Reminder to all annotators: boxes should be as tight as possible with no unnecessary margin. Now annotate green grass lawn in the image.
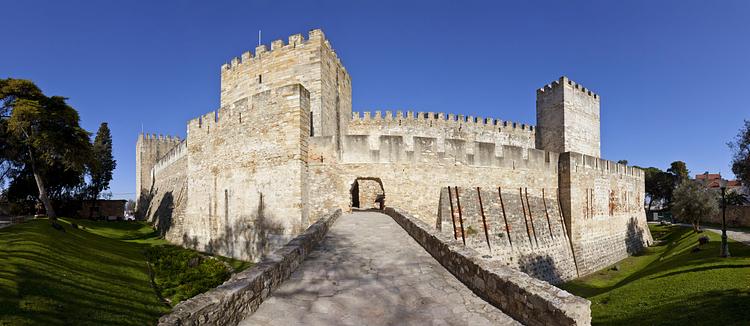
[0,218,251,325]
[561,224,750,325]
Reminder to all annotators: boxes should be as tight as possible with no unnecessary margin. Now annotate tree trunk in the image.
[26,148,56,219]
[20,128,57,219]
[32,166,56,218]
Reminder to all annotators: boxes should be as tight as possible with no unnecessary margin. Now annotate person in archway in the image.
[375,194,385,210]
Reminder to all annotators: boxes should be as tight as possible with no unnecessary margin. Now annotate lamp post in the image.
[719,179,730,258]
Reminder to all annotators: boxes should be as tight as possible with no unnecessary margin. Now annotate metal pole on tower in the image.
[258,30,261,46]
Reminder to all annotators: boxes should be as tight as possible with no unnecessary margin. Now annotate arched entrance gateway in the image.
[349,177,385,210]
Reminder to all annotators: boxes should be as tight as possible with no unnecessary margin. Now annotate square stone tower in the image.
[535,76,601,157]
[219,29,351,140]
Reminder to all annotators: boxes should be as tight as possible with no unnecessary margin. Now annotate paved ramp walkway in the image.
[240,211,518,326]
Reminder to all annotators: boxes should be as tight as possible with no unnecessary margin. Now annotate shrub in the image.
[145,245,231,305]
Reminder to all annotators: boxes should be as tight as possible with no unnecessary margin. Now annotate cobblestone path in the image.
[240,211,518,326]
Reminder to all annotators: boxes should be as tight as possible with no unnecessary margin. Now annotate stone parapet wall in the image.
[306,149,560,229]
[152,140,187,176]
[559,152,652,276]
[700,206,750,228]
[158,209,341,326]
[340,134,555,169]
[384,207,591,326]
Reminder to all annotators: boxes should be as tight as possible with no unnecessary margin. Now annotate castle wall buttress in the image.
[181,84,310,261]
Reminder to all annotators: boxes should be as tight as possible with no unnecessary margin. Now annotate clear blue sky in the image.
[2,1,748,199]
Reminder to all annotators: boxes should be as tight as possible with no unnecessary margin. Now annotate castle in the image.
[136,29,652,283]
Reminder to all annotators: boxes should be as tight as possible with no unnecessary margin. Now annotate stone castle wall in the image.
[704,206,750,228]
[348,110,535,150]
[135,134,182,213]
[174,84,310,261]
[305,134,561,228]
[144,145,188,241]
[559,152,652,276]
[437,187,578,284]
[137,29,651,287]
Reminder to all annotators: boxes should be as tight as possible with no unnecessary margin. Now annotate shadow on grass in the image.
[563,225,749,297]
[0,219,170,325]
[596,289,750,326]
[652,264,750,279]
[563,224,750,325]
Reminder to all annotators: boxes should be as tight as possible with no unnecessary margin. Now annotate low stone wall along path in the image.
[240,211,519,326]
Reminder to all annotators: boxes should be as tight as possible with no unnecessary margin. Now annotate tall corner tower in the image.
[135,133,181,214]
[535,76,601,157]
[218,29,352,140]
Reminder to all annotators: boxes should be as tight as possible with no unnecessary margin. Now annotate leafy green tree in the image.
[729,120,750,184]
[642,167,675,211]
[88,123,116,200]
[4,160,85,202]
[617,160,628,165]
[668,161,690,184]
[0,78,91,219]
[725,191,749,206]
[672,180,718,231]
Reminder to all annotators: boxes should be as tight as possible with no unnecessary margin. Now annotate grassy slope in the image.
[0,219,170,325]
[561,224,750,325]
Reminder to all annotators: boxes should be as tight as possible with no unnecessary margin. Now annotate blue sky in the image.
[2,0,748,199]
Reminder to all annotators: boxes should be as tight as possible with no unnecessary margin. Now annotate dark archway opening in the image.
[349,177,385,210]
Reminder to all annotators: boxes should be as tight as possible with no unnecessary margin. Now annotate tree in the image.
[729,120,750,184]
[667,161,690,184]
[725,191,749,206]
[642,167,675,211]
[0,78,91,219]
[88,123,116,200]
[617,160,628,165]
[672,180,718,231]
[4,160,85,202]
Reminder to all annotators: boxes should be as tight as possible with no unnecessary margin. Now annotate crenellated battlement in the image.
[335,134,556,171]
[565,152,643,178]
[153,140,187,176]
[537,76,599,101]
[138,132,182,143]
[219,29,348,77]
[350,110,534,132]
